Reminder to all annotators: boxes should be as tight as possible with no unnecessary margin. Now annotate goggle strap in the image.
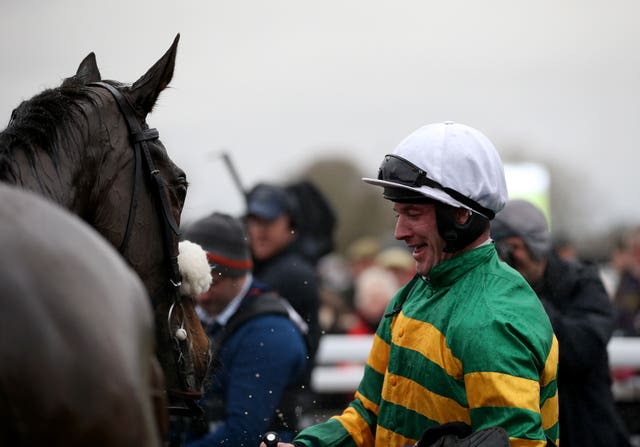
[437,185,495,220]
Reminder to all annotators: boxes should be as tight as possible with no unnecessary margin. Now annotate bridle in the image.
[88,81,205,419]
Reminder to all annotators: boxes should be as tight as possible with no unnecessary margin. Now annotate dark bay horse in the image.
[0,185,161,445]
[0,35,210,443]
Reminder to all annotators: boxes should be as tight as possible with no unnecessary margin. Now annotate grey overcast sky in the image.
[2,0,639,239]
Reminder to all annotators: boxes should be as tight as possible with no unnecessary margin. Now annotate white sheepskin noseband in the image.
[178,240,212,296]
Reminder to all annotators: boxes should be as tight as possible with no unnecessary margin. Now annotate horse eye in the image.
[175,177,188,203]
[176,185,187,203]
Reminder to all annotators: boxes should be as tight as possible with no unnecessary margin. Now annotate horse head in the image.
[1,35,211,416]
[81,35,211,413]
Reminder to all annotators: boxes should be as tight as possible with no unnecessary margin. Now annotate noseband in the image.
[89,82,205,419]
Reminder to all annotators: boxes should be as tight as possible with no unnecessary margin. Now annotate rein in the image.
[88,81,204,419]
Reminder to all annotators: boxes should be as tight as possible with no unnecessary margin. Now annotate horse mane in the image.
[0,77,101,183]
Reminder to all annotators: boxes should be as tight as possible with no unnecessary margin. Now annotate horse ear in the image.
[75,52,102,83]
[129,34,180,114]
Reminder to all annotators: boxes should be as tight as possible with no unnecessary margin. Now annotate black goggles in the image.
[377,154,495,219]
[378,154,435,188]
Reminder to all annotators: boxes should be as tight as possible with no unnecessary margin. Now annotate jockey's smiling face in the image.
[392,202,448,276]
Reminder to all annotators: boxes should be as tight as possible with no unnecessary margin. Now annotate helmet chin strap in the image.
[435,203,489,253]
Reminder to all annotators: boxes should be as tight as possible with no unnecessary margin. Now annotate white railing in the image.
[311,335,640,396]
[608,337,640,369]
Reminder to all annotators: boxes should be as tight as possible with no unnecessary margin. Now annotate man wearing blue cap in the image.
[245,183,322,422]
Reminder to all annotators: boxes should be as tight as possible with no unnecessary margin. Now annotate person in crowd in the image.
[245,182,321,358]
[346,247,415,336]
[245,182,322,424]
[316,253,358,334]
[609,225,640,439]
[613,225,640,336]
[338,265,398,407]
[491,198,632,447]
[346,236,382,280]
[599,227,633,299]
[347,265,398,335]
[374,246,416,287]
[552,233,579,262]
[268,121,559,447]
[179,212,308,446]
[341,236,383,314]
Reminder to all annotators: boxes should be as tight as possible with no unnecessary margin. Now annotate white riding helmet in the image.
[363,121,508,219]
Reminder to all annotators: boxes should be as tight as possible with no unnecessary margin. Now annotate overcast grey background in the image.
[2,0,639,242]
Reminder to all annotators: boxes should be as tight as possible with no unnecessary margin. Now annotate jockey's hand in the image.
[259,443,294,447]
[259,431,293,447]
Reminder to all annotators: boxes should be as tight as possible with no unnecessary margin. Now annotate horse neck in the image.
[1,140,87,212]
